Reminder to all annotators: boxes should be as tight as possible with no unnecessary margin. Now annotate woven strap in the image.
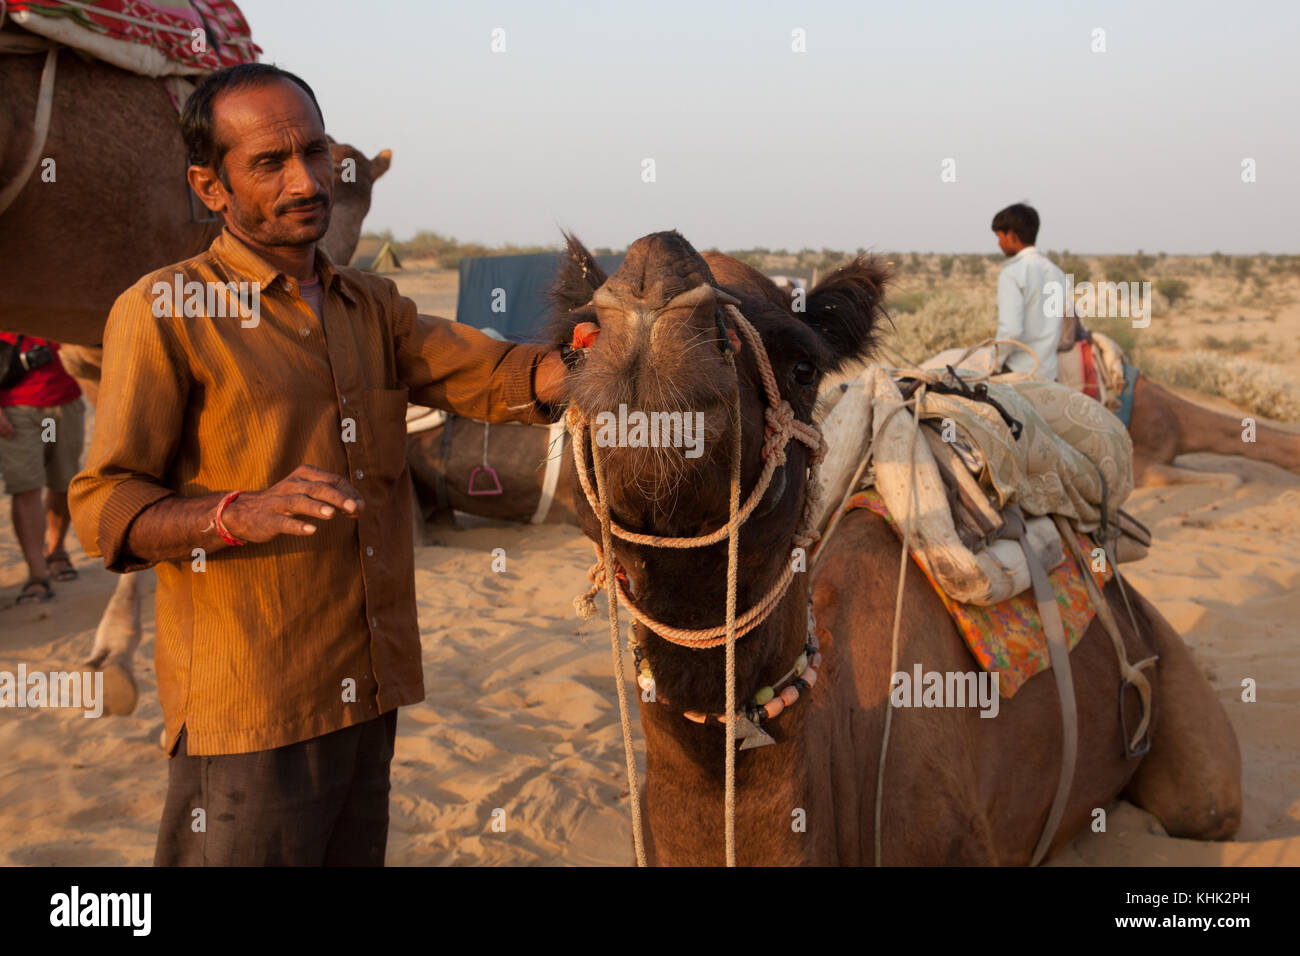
[0,46,57,219]
[1003,507,1078,867]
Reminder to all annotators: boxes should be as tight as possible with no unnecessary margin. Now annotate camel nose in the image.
[590,282,740,354]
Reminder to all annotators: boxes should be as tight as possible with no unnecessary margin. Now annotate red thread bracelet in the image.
[214,491,246,546]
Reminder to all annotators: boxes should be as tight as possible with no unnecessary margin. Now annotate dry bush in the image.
[877,289,995,364]
[1142,351,1300,421]
[1198,333,1253,353]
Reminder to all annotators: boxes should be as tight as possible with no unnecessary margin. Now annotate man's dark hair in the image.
[181,63,325,187]
[990,203,1040,245]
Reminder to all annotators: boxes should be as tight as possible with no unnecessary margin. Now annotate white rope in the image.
[872,384,925,866]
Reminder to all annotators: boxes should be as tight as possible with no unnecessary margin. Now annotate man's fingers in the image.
[297,480,364,515]
[279,493,339,520]
[272,513,317,537]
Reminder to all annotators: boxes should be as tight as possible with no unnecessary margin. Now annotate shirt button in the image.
[355,469,364,480]
[299,327,310,337]
[370,616,378,628]
[340,396,348,405]
[365,546,374,557]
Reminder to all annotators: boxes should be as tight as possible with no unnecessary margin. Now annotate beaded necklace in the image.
[630,602,823,750]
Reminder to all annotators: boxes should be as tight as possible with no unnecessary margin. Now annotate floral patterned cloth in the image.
[844,489,1111,698]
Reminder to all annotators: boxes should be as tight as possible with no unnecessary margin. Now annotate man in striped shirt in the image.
[69,64,566,866]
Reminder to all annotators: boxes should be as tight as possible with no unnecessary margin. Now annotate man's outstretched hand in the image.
[222,464,365,543]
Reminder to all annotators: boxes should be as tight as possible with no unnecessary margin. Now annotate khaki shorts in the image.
[0,399,85,495]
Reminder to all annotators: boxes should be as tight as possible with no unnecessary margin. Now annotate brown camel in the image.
[550,230,1241,865]
[1127,375,1300,487]
[1,46,389,713]
[1,48,390,345]
[407,418,576,528]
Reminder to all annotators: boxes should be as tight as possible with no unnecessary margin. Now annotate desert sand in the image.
[1,263,1297,866]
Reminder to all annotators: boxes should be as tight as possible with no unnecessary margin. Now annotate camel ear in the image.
[370,149,392,181]
[803,256,891,369]
[552,231,608,314]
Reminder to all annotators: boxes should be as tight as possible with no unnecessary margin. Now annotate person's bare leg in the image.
[44,489,71,557]
[11,488,46,582]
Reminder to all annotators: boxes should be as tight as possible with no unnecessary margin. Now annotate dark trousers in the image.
[154,710,398,866]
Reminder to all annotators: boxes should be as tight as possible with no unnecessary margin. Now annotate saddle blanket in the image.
[8,0,259,75]
[844,488,1112,698]
[1057,332,1141,427]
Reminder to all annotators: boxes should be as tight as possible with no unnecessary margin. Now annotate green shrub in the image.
[938,255,955,277]
[1058,255,1092,284]
[1104,256,1143,284]
[1155,278,1191,307]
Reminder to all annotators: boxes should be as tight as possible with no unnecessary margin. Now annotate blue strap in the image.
[1116,361,1139,427]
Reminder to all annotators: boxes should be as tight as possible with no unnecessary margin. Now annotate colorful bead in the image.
[795,653,808,675]
[754,686,775,706]
[763,698,785,719]
[812,652,822,668]
[802,668,818,688]
[636,674,655,694]
[780,685,800,707]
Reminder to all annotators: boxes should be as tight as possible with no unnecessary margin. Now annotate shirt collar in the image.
[211,228,358,303]
[1010,245,1038,263]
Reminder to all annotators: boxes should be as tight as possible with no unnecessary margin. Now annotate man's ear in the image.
[187,164,227,215]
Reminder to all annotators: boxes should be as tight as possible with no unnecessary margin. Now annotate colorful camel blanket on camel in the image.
[6,0,259,75]
[844,489,1113,698]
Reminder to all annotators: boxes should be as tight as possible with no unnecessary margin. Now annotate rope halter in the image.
[566,294,828,868]
[568,303,828,648]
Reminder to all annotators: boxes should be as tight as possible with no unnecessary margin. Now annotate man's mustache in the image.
[276,193,329,215]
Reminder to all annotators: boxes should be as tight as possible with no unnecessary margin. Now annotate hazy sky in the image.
[241,0,1297,254]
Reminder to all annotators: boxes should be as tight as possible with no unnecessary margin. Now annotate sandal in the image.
[17,578,55,605]
[45,549,78,582]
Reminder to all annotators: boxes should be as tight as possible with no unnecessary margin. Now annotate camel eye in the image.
[793,360,817,386]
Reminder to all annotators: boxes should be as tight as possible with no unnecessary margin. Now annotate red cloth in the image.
[0,334,82,408]
[9,0,260,72]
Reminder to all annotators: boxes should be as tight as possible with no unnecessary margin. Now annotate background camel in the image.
[1127,375,1300,487]
[549,230,1241,864]
[1,46,389,713]
[407,418,576,529]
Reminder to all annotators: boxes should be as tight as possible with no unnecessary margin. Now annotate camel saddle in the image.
[811,366,1149,609]
[812,365,1156,865]
[2,0,259,76]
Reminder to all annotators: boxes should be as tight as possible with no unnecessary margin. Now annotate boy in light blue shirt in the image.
[991,203,1068,380]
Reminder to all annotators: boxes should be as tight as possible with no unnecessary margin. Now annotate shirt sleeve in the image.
[68,283,188,573]
[387,281,557,424]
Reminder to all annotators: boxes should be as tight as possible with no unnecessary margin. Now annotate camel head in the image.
[319,142,392,265]
[551,230,890,713]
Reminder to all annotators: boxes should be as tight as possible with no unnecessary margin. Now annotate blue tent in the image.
[456,252,624,343]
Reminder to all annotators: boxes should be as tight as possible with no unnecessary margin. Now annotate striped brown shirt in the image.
[69,229,555,756]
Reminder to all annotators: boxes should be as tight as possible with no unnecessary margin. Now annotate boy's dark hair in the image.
[990,203,1040,245]
[181,63,324,187]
